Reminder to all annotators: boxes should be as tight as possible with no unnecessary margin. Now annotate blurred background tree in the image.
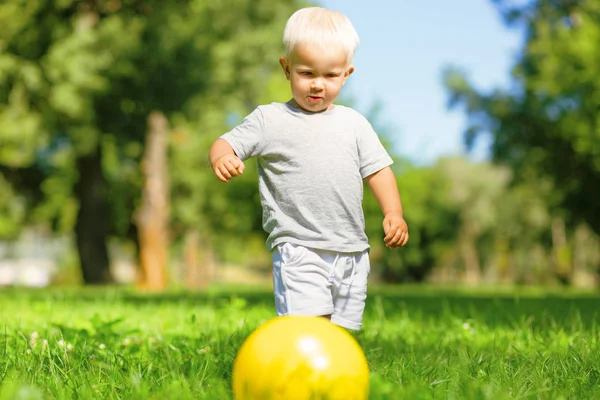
[0,0,304,285]
[444,0,600,285]
[444,0,599,234]
[0,0,598,288]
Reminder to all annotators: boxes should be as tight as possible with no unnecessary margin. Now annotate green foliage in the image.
[1,0,597,286]
[0,0,306,262]
[0,174,26,238]
[365,154,594,285]
[365,163,458,282]
[444,0,600,234]
[1,286,600,399]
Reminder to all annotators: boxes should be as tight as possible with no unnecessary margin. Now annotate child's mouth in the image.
[308,96,322,102]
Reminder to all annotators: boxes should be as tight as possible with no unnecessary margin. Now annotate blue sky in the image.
[318,0,524,165]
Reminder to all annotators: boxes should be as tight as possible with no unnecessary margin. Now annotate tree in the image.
[0,0,304,284]
[364,160,459,283]
[436,158,512,285]
[444,0,600,235]
[135,112,170,290]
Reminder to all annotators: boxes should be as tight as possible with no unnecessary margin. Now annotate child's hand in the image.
[212,154,245,182]
[382,213,409,248]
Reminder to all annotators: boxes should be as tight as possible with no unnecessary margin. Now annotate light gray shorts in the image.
[272,242,370,331]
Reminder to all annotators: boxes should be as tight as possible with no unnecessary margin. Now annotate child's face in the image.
[280,43,354,112]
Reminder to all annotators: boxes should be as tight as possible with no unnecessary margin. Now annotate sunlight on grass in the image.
[0,286,599,399]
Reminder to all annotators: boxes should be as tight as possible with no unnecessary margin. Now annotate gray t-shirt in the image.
[220,102,393,253]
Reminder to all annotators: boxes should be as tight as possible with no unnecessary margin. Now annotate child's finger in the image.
[392,231,409,248]
[393,231,407,247]
[388,228,403,246]
[214,168,228,182]
[237,161,245,174]
[401,232,409,246]
[226,160,240,177]
[383,226,395,243]
[384,228,399,244]
[219,164,232,179]
[232,159,245,174]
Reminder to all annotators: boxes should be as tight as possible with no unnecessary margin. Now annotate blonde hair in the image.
[282,7,360,64]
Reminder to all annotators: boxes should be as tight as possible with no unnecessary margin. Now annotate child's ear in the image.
[343,65,355,85]
[279,57,291,80]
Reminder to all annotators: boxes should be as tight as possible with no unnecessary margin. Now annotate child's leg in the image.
[330,251,370,331]
[272,243,335,318]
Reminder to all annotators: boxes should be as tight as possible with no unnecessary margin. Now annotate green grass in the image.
[1,285,600,399]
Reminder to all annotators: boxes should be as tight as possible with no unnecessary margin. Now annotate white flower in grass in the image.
[197,346,211,354]
[99,343,106,350]
[42,340,48,349]
[26,349,32,355]
[148,337,162,350]
[122,338,131,347]
[29,331,39,348]
[66,344,74,352]
[461,321,476,336]
[57,340,66,348]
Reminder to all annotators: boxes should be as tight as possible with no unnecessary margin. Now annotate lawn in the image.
[1,285,599,399]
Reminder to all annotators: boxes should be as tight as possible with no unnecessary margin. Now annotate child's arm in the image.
[209,138,245,183]
[364,166,409,248]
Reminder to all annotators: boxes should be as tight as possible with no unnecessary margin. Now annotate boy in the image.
[209,7,408,330]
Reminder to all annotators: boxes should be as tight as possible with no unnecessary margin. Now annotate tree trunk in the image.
[462,240,481,285]
[135,111,170,290]
[495,238,512,284]
[74,147,113,284]
[551,218,571,284]
[460,225,481,285]
[184,228,216,288]
[572,224,596,288]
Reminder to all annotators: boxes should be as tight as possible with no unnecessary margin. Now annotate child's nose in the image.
[311,78,324,91]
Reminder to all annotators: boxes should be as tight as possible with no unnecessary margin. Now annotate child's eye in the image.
[326,73,339,78]
[300,71,313,76]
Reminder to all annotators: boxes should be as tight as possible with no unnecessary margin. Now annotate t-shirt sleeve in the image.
[357,116,394,178]
[219,107,264,161]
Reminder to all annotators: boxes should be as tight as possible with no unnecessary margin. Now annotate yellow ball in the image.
[232,316,369,400]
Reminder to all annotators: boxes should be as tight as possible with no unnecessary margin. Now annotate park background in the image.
[2,1,600,399]
[0,0,599,290]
